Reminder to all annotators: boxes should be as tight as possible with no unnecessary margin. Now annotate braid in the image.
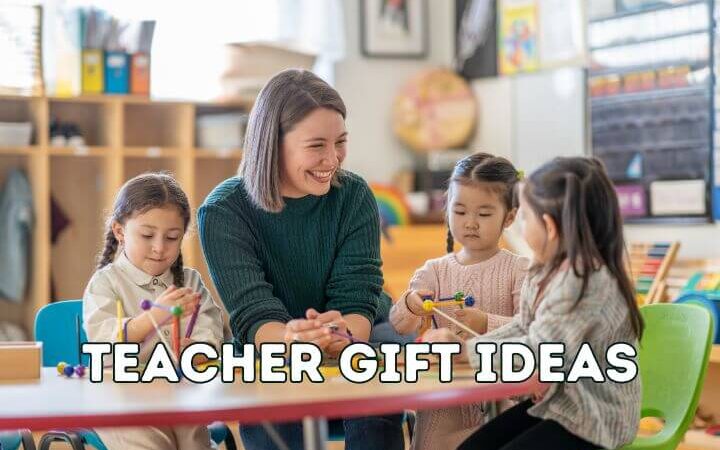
[171,252,185,287]
[446,229,454,253]
[98,229,118,269]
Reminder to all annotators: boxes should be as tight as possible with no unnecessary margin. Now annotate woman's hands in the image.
[284,309,351,358]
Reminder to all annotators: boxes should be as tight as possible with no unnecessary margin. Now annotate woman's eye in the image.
[142,235,153,239]
[453,210,465,215]
[166,236,179,241]
[478,214,492,217]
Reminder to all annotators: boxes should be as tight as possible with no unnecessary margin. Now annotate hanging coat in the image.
[0,169,34,302]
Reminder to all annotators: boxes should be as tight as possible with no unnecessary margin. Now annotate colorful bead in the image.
[56,361,67,375]
[74,365,86,377]
[422,299,434,312]
[63,365,75,377]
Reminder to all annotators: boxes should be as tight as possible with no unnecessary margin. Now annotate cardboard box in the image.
[0,342,42,381]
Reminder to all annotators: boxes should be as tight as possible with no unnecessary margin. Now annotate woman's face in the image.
[279,107,347,198]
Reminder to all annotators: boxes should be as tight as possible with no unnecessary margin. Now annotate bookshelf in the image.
[0,94,251,336]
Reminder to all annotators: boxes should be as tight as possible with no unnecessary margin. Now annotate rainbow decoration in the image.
[370,184,410,226]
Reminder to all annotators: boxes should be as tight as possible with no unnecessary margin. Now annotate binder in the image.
[130,53,150,95]
[104,51,129,94]
[81,48,104,94]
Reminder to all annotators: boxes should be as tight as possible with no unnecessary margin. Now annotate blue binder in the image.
[103,51,129,94]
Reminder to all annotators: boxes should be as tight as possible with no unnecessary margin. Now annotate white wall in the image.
[335,0,455,183]
[337,0,720,260]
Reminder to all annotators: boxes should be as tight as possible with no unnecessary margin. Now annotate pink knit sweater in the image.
[390,249,529,450]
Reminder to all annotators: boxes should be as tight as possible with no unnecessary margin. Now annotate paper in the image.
[538,0,585,68]
[498,0,539,75]
[650,180,706,215]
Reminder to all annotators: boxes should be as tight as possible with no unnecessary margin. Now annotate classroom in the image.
[0,0,719,449]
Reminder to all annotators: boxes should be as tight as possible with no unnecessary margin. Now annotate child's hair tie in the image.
[517,170,525,181]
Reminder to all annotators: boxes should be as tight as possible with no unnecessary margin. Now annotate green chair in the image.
[620,303,714,450]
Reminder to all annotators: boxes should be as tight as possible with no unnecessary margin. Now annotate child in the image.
[424,157,643,450]
[83,172,225,450]
[390,153,529,450]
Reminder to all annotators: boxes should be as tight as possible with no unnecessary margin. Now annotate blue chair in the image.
[34,300,236,450]
[0,430,35,450]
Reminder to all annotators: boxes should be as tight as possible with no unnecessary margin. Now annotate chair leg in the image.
[19,430,36,450]
[38,431,85,450]
[222,429,237,450]
[405,410,416,442]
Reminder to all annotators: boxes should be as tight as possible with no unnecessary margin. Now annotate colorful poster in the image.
[498,0,539,75]
[615,184,646,217]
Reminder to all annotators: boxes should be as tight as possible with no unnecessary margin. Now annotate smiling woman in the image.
[197,69,405,450]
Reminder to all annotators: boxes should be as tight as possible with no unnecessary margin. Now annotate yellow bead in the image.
[422,300,434,312]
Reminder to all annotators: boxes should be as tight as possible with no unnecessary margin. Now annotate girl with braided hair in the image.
[83,172,224,450]
[390,152,528,450]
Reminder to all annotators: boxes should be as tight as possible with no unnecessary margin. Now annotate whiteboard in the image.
[512,67,587,174]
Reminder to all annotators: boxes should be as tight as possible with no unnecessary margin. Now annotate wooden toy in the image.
[422,301,480,338]
[0,342,42,381]
[418,292,476,335]
[629,241,680,304]
[184,302,200,338]
[171,305,182,361]
[115,298,125,342]
[139,299,178,364]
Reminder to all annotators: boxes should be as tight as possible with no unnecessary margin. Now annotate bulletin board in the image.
[588,0,715,223]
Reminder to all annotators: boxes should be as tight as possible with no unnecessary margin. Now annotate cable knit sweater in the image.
[390,249,529,450]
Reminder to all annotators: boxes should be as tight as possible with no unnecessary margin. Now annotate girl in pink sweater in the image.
[390,153,528,450]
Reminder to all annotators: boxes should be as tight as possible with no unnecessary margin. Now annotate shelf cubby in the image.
[0,94,252,336]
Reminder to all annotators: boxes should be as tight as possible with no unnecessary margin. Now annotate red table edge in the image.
[0,378,545,431]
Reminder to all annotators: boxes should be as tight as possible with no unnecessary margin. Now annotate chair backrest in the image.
[636,303,714,448]
[34,300,88,367]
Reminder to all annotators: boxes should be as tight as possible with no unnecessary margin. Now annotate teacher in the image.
[198,69,404,450]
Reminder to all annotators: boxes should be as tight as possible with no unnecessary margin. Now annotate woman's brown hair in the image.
[240,69,347,212]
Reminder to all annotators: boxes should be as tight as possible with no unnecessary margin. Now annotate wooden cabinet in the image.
[0,95,251,336]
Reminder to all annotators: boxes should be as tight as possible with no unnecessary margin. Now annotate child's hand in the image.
[421,327,463,344]
[454,309,488,334]
[155,286,200,319]
[420,327,468,363]
[405,289,435,316]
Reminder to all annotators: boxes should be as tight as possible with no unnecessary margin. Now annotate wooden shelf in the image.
[0,94,252,336]
[0,146,36,155]
[195,148,243,159]
[710,345,720,364]
[124,146,181,158]
[48,146,109,157]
